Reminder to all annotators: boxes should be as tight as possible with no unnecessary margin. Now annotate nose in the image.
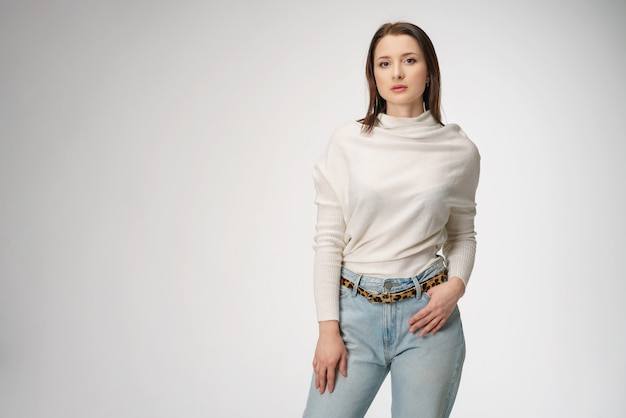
[393,70,404,80]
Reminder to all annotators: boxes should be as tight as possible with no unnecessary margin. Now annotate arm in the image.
[311,160,348,393]
[312,163,346,322]
[409,145,480,335]
[408,209,477,335]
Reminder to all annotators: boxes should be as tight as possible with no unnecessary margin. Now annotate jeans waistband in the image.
[340,256,447,297]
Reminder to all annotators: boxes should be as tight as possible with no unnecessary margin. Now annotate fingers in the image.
[316,367,327,394]
[418,316,445,337]
[313,358,327,393]
[339,352,348,378]
[408,304,433,334]
[326,367,336,393]
[314,363,340,394]
[408,291,454,335]
[312,360,337,394]
[411,313,444,336]
[312,331,348,394]
[312,353,347,394]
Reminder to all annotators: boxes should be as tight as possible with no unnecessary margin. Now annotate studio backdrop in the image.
[1,0,625,417]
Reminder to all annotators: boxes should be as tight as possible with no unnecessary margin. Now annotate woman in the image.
[303,22,480,418]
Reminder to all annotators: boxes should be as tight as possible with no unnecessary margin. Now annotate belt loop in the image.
[352,274,362,297]
[411,276,422,299]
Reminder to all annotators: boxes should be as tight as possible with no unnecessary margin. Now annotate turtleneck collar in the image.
[377,111,435,129]
[374,110,445,139]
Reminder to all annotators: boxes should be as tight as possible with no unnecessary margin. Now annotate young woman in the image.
[303,22,480,418]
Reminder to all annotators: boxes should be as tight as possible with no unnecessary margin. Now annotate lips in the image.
[391,84,407,92]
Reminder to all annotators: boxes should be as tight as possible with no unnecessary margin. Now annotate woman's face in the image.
[373,34,429,117]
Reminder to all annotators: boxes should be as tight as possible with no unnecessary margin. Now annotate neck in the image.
[385,102,425,118]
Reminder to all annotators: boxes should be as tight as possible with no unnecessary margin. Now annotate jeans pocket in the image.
[339,284,351,299]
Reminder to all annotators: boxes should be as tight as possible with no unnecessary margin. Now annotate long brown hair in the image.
[360,22,443,133]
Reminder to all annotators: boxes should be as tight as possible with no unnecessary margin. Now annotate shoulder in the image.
[329,120,364,143]
[319,120,365,158]
[444,123,481,162]
[315,120,362,170]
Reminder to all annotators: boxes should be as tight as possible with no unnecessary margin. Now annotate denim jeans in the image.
[303,257,465,418]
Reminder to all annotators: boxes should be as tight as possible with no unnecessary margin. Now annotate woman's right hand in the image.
[312,320,347,394]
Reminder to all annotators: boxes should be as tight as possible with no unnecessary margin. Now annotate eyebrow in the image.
[376,52,419,60]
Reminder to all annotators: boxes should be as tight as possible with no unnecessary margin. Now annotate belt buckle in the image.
[381,281,395,303]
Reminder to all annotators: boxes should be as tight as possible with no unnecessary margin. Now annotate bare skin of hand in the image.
[312,320,347,394]
[408,277,466,336]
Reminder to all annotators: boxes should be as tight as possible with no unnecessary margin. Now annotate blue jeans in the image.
[303,257,465,418]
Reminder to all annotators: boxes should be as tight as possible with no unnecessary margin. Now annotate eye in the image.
[405,58,416,64]
[379,61,390,68]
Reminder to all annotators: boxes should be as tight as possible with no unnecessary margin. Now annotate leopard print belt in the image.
[340,270,448,304]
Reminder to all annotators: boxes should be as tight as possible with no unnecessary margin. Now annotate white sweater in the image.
[313,111,480,321]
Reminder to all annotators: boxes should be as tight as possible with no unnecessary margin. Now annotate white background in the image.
[1,0,625,417]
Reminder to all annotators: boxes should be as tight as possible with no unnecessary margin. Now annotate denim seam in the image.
[442,314,466,418]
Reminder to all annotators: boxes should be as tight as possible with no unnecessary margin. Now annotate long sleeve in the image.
[442,144,480,285]
[312,163,346,322]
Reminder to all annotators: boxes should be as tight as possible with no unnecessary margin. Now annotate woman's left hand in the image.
[408,277,465,336]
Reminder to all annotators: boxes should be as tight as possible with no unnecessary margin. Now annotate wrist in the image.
[448,276,466,298]
[318,320,341,336]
